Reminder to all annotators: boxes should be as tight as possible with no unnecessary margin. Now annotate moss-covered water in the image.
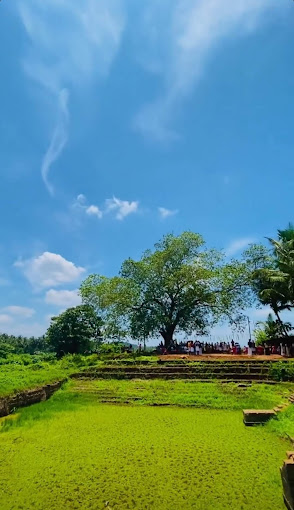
[0,386,289,510]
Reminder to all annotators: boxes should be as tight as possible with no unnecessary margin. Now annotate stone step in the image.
[77,372,269,380]
[85,366,270,374]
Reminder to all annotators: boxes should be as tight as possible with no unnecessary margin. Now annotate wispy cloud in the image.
[158,207,178,219]
[41,89,69,195]
[134,0,282,141]
[226,237,255,256]
[71,194,139,222]
[18,0,125,193]
[0,314,13,326]
[71,195,105,221]
[105,197,139,220]
[85,205,103,219]
[19,0,125,93]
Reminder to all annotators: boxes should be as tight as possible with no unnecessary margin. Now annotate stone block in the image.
[243,409,276,425]
[281,459,294,510]
[0,398,9,418]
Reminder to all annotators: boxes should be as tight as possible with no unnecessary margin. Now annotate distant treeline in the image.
[0,333,49,357]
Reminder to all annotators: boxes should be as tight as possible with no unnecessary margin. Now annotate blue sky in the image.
[0,0,293,341]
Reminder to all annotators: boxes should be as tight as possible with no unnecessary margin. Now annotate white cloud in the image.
[70,195,103,223]
[41,88,69,195]
[18,0,125,193]
[77,194,86,204]
[158,207,178,219]
[1,306,35,319]
[45,289,82,308]
[0,314,13,325]
[19,0,125,93]
[134,0,283,140]
[226,237,255,256]
[86,205,103,219]
[105,196,139,220]
[15,252,85,289]
[72,194,139,221]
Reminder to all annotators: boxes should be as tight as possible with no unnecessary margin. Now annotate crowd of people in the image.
[158,339,242,355]
[157,339,294,356]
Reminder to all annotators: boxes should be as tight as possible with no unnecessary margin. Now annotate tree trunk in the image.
[273,308,289,338]
[160,326,175,348]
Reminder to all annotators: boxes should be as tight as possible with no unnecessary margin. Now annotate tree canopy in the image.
[46,305,103,356]
[80,232,253,347]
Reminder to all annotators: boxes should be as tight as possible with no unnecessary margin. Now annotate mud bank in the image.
[0,379,66,418]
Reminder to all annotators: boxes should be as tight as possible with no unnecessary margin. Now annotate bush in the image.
[268,361,294,381]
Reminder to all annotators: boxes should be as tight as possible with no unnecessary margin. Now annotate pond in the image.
[0,389,289,510]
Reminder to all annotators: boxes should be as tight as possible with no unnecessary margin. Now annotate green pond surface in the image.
[0,392,289,510]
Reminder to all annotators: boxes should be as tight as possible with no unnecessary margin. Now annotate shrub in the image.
[268,361,294,381]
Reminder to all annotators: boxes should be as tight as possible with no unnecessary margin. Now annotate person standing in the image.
[195,340,200,355]
[248,339,253,356]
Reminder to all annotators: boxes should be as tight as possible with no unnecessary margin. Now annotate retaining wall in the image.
[0,379,66,418]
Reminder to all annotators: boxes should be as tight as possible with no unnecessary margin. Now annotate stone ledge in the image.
[243,409,276,425]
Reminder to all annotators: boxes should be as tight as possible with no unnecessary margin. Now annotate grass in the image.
[0,355,158,398]
[0,358,82,398]
[268,404,294,438]
[0,385,290,510]
[70,378,294,410]
[0,363,68,398]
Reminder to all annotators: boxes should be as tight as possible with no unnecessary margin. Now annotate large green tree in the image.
[80,232,253,347]
[46,305,103,356]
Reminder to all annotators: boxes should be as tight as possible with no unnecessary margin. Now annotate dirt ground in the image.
[159,354,286,361]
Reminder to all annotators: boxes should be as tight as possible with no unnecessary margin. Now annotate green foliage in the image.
[253,327,267,346]
[0,352,56,366]
[46,305,103,356]
[0,386,289,510]
[245,224,294,336]
[0,333,49,356]
[268,361,294,381]
[0,342,15,359]
[267,403,294,438]
[81,232,254,346]
[255,313,293,343]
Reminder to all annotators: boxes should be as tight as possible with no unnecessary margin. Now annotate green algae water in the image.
[0,392,289,510]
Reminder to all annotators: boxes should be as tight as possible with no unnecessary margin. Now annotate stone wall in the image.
[0,380,66,418]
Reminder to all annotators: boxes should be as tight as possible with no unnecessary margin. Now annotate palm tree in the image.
[267,224,294,308]
[249,224,294,338]
[257,313,292,341]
